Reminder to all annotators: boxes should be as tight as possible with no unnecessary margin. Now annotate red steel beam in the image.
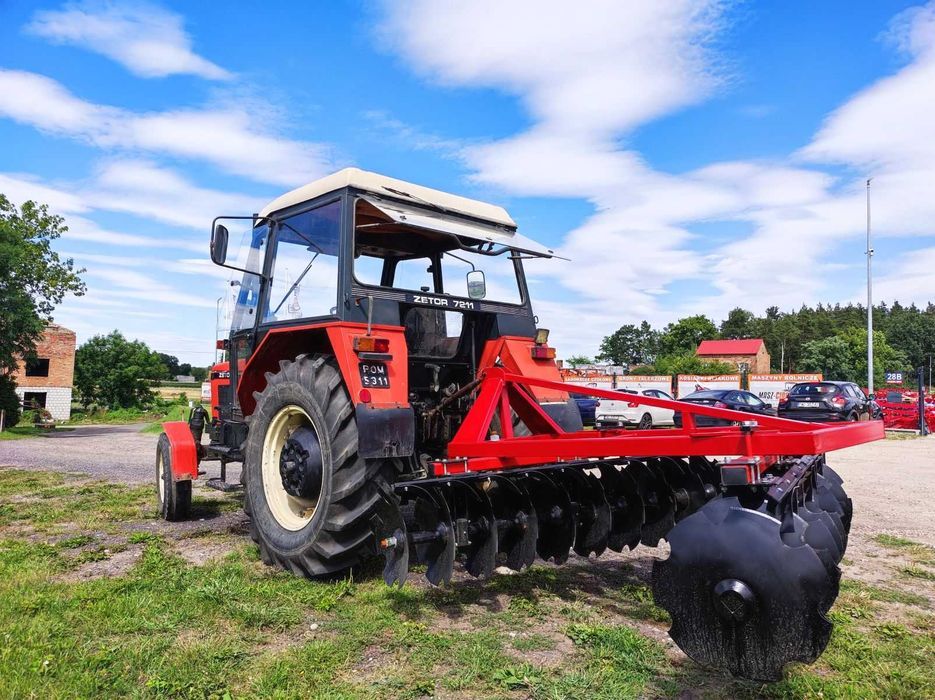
[433,368,885,476]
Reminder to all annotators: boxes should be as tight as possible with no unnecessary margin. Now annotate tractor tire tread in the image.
[244,354,392,579]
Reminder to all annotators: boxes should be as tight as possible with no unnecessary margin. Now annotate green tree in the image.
[158,353,181,379]
[0,374,20,429]
[719,308,757,339]
[74,332,167,409]
[799,328,907,386]
[191,367,209,383]
[597,321,658,366]
[657,315,718,356]
[565,355,592,368]
[0,196,85,374]
[882,305,935,369]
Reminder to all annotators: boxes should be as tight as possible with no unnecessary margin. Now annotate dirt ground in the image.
[1,427,931,578]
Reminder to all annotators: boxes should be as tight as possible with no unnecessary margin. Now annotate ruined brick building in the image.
[11,324,76,420]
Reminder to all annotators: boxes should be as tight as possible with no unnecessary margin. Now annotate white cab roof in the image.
[259,167,516,227]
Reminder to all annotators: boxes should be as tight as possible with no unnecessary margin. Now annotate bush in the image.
[0,374,20,429]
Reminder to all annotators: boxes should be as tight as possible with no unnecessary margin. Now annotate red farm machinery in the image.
[156,168,883,680]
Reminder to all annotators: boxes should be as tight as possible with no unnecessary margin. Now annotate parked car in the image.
[595,389,675,429]
[573,395,600,426]
[778,381,873,422]
[673,389,775,428]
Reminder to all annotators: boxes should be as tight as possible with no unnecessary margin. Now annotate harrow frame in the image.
[432,368,884,475]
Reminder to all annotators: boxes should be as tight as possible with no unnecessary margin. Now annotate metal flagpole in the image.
[866,178,874,394]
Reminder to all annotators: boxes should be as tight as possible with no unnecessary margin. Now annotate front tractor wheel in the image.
[244,354,392,578]
[156,433,192,521]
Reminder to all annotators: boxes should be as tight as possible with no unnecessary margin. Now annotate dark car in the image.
[673,389,775,428]
[573,396,599,426]
[778,381,873,422]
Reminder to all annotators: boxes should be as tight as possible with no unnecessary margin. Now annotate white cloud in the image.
[27,1,231,80]
[378,1,935,357]
[380,0,724,137]
[85,159,264,230]
[0,170,206,252]
[0,171,90,213]
[0,69,332,186]
[874,247,935,307]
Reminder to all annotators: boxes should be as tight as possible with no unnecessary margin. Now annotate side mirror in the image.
[211,224,229,266]
[466,269,486,299]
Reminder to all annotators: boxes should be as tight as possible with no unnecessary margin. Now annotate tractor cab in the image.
[208,168,573,465]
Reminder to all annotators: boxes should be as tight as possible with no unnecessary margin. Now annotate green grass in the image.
[141,403,194,434]
[874,533,935,566]
[0,467,933,698]
[0,426,46,440]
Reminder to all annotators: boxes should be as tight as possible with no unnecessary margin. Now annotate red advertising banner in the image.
[676,374,741,398]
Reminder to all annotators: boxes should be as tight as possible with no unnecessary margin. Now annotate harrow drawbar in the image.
[371,368,879,680]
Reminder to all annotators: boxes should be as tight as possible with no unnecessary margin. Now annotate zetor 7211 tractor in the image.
[157,168,883,680]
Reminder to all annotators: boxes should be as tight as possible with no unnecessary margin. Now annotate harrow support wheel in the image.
[243,354,393,578]
[653,496,836,681]
[156,433,191,521]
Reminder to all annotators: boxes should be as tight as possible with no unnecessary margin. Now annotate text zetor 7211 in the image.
[156,167,883,681]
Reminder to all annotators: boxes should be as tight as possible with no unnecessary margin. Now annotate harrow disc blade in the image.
[444,481,498,579]
[523,471,576,564]
[653,497,835,681]
[628,460,676,547]
[813,476,850,546]
[399,484,456,587]
[782,511,841,614]
[817,468,852,533]
[653,457,709,520]
[373,494,409,587]
[487,476,538,571]
[596,464,644,552]
[552,467,611,558]
[802,494,845,561]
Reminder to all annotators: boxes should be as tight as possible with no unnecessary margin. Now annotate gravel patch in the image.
[0,423,242,485]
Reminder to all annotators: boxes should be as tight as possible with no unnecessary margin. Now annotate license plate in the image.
[359,362,390,388]
[796,402,820,408]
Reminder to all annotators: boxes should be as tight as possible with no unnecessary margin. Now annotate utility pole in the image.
[866,178,874,393]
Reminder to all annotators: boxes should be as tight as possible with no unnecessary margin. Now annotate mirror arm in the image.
[211,214,272,279]
[444,250,475,271]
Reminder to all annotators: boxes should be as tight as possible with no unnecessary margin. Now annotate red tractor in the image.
[157,168,883,680]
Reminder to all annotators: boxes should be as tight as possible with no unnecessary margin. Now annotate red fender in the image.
[162,421,198,481]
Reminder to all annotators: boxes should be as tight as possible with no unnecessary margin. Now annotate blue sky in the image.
[2,1,934,364]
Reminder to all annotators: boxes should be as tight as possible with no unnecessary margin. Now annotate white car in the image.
[595,389,675,429]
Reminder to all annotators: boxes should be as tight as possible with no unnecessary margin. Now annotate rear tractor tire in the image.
[156,433,192,521]
[243,354,393,578]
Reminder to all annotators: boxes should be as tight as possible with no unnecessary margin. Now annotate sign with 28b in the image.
[885,371,904,385]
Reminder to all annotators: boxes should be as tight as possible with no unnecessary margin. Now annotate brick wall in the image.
[11,324,76,420]
[700,347,772,374]
[12,325,76,389]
